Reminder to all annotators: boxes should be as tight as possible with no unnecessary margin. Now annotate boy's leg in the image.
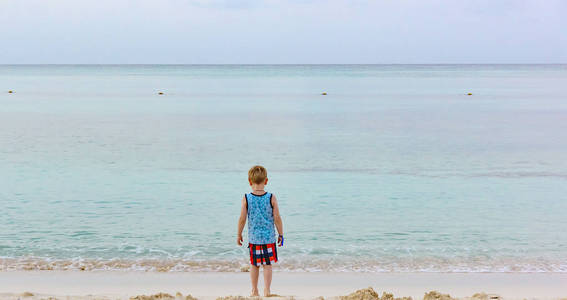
[250,265,260,296]
[262,265,272,296]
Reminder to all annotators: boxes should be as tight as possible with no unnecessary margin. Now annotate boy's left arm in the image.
[272,194,284,246]
[237,195,247,246]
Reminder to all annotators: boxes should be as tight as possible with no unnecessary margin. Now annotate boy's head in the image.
[248,165,268,185]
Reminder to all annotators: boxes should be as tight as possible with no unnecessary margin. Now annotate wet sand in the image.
[0,271,566,300]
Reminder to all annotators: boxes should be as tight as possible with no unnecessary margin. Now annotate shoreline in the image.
[1,271,566,300]
[2,257,565,273]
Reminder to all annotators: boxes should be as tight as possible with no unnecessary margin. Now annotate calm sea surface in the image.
[1,65,566,272]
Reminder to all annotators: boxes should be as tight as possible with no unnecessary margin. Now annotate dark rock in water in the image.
[467,93,472,95]
[8,90,14,93]
[321,92,327,95]
[158,92,164,95]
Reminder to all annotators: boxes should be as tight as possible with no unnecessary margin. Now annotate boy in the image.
[237,165,284,297]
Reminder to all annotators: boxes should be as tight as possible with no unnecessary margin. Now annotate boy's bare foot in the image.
[251,289,260,297]
[264,290,277,297]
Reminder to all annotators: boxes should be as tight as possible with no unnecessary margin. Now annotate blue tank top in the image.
[246,192,276,244]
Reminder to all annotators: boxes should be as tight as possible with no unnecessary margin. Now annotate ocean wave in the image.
[1,256,566,273]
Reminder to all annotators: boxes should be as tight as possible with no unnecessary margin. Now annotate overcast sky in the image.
[1,0,566,64]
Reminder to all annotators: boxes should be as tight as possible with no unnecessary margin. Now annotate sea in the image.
[1,65,566,273]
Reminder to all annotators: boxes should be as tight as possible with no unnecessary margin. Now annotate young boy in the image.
[237,165,284,297]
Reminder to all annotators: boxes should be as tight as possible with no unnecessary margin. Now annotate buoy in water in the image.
[321,92,327,95]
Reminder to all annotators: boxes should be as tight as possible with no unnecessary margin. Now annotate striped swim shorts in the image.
[248,243,278,266]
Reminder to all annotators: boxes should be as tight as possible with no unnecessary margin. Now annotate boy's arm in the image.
[237,195,247,246]
[271,194,284,245]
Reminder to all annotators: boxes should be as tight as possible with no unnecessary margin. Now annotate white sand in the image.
[0,271,566,300]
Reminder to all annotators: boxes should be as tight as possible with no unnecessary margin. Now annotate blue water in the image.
[1,65,566,272]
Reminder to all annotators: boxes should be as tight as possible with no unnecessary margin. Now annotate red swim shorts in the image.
[248,243,278,266]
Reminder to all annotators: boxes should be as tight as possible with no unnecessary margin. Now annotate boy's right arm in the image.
[237,195,247,246]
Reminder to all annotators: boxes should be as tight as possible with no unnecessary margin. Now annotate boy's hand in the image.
[237,234,243,246]
[278,234,284,247]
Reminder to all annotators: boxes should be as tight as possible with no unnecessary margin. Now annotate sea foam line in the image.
[1,257,566,273]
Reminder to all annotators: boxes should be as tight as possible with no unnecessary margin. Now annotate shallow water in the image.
[1,65,567,272]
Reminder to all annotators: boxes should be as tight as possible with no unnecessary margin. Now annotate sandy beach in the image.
[0,271,566,300]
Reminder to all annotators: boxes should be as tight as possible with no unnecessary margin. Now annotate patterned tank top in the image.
[246,192,276,244]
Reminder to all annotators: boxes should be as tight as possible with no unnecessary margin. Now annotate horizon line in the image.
[1,63,566,66]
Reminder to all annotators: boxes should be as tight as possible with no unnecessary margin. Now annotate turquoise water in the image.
[1,65,567,272]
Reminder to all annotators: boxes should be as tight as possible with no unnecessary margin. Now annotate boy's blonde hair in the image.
[248,165,267,184]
